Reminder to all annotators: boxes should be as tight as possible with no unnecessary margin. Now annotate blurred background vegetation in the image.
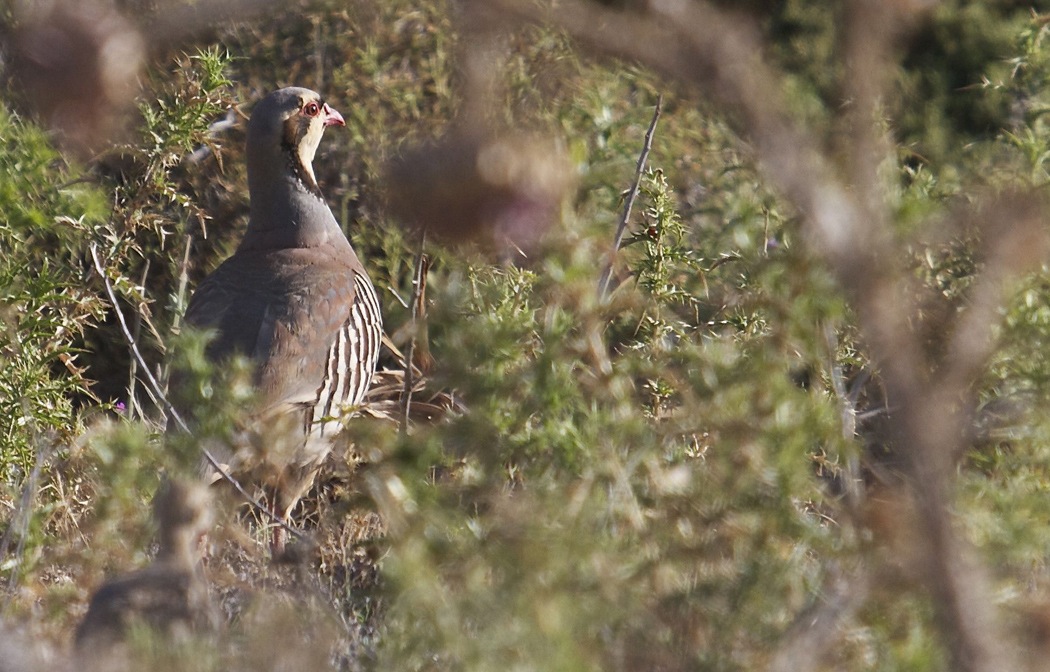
[1,0,1050,670]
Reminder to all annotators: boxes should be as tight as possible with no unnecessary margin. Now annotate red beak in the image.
[322,102,345,127]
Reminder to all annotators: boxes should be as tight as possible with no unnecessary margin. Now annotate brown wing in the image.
[184,246,359,418]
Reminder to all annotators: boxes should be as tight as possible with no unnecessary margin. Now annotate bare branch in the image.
[597,94,663,298]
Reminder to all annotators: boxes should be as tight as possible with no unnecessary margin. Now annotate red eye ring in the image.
[303,101,320,116]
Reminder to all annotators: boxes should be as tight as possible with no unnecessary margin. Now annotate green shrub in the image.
[0,105,108,481]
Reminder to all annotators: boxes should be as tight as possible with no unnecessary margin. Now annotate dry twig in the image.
[597,94,663,298]
[399,231,428,435]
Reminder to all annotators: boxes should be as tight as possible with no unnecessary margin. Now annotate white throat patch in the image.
[296,117,324,185]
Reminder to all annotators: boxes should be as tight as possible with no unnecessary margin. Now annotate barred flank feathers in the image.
[314,273,383,433]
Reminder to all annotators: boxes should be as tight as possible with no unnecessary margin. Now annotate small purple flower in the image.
[114,401,126,414]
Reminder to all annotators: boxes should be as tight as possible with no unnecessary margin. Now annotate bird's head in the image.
[247,86,345,194]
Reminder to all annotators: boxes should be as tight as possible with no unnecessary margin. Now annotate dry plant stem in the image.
[896,196,1047,666]
[400,232,427,435]
[160,230,196,400]
[0,435,49,599]
[0,317,60,597]
[172,231,194,334]
[126,259,151,421]
[832,10,1018,664]
[88,244,306,545]
[486,1,1033,669]
[597,94,663,299]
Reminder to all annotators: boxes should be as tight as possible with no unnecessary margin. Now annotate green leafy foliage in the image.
[0,106,108,480]
[0,48,238,619]
[376,240,842,670]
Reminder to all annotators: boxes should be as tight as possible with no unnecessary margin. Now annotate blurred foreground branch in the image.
[769,566,870,672]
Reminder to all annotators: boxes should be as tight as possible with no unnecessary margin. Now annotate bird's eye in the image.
[303,102,320,116]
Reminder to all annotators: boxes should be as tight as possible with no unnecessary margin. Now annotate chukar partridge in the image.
[183,87,383,549]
